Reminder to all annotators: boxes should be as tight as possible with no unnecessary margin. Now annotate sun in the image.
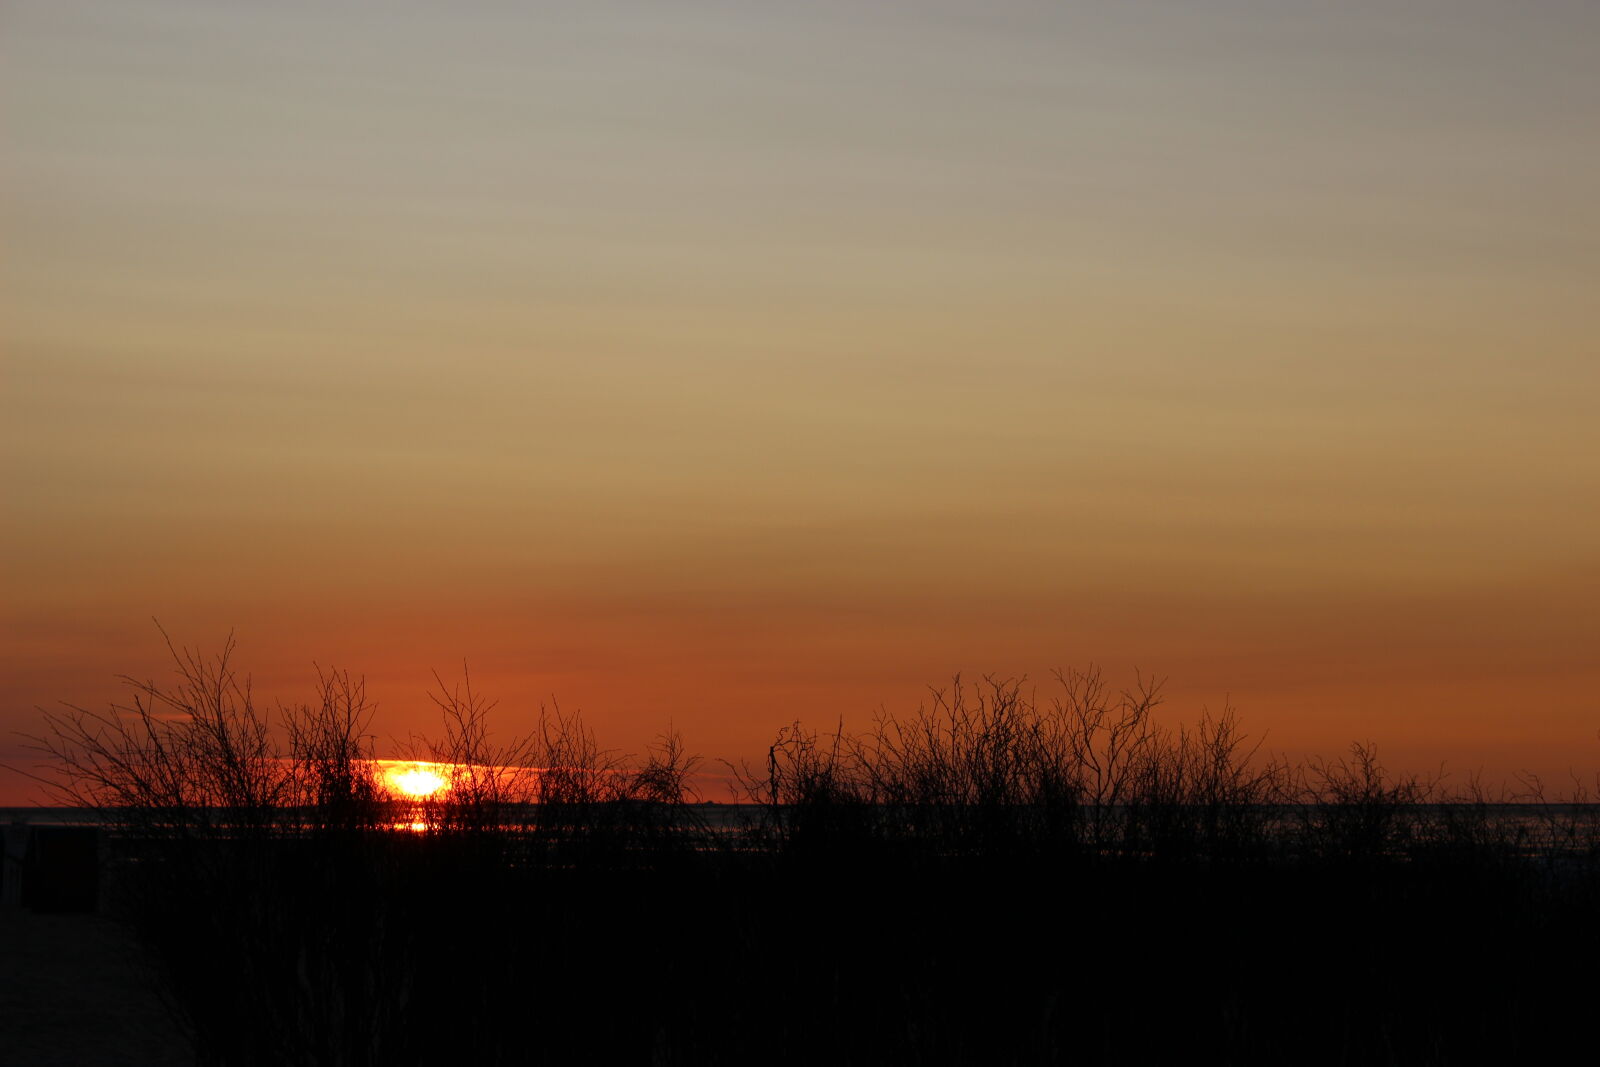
[388,764,448,798]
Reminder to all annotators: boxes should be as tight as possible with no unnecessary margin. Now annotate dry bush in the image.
[16,638,1600,1065]
[27,632,290,835]
[1294,741,1432,860]
[740,667,1285,862]
[1122,707,1287,859]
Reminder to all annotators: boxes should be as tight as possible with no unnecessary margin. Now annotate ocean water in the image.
[7,802,1598,855]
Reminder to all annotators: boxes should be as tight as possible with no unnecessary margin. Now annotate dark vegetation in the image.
[23,638,1600,1065]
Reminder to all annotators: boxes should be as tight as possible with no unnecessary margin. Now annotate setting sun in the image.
[386,764,448,799]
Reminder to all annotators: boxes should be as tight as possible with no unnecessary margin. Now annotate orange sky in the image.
[4,2,1598,803]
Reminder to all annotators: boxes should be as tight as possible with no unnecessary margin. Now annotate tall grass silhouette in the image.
[22,639,1600,1065]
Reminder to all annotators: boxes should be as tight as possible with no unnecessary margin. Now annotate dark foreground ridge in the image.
[16,644,1600,1065]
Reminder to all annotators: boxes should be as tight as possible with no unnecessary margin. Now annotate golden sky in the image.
[4,2,1598,802]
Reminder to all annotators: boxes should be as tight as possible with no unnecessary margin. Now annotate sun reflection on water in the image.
[373,761,453,832]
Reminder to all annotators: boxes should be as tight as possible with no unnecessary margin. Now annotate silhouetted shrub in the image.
[22,640,1600,1065]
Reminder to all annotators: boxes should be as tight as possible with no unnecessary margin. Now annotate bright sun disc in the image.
[390,766,447,798]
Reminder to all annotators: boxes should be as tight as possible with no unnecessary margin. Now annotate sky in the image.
[3,1,1598,803]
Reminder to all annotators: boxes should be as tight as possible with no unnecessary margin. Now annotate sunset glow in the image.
[385,764,449,799]
[3,2,1599,804]
[6,7,1596,1063]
